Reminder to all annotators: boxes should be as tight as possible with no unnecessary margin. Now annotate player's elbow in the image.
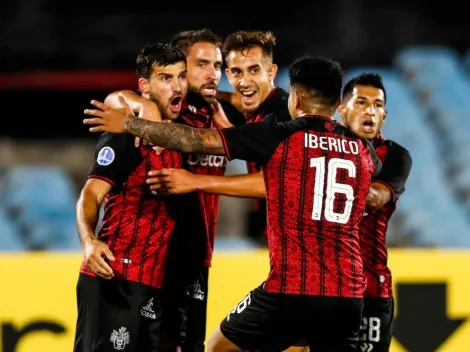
[366,191,382,213]
[252,188,266,198]
[104,91,122,107]
[104,90,141,109]
[366,200,381,213]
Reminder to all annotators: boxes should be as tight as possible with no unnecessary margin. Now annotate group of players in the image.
[75,29,412,352]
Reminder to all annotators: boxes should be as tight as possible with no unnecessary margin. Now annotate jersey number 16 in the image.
[310,157,356,224]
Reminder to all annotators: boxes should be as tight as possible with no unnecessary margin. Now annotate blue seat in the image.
[1,166,76,210]
[0,166,79,250]
[343,68,470,246]
[394,46,461,78]
[274,67,289,91]
[218,75,233,93]
[0,207,24,251]
[215,237,260,251]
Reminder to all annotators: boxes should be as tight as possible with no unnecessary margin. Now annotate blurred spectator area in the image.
[3,44,470,251]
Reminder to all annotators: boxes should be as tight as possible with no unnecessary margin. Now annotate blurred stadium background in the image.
[2,1,470,351]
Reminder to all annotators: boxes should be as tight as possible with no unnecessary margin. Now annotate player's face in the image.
[225,46,277,114]
[186,42,222,103]
[338,85,387,140]
[143,61,188,120]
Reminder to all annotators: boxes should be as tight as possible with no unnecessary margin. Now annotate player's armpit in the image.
[366,181,393,213]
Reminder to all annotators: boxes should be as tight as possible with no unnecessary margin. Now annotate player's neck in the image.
[186,91,209,109]
[298,106,334,119]
[244,86,278,120]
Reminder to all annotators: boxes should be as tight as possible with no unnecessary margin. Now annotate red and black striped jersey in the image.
[219,116,381,297]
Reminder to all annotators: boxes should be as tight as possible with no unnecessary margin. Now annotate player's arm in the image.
[104,90,144,113]
[83,98,283,160]
[367,146,412,212]
[104,90,161,122]
[148,169,266,198]
[76,178,115,279]
[77,132,138,279]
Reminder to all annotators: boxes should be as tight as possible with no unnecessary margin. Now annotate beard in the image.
[148,92,170,119]
[189,82,217,104]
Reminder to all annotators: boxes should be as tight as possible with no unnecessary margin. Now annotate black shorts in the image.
[74,274,162,352]
[358,297,394,352]
[160,238,209,352]
[220,284,363,351]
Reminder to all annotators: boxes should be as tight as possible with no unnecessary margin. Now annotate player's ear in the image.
[337,103,346,118]
[337,103,348,126]
[138,78,150,95]
[383,109,388,123]
[268,63,278,81]
[294,90,301,110]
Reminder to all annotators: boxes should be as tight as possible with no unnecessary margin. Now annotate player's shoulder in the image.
[264,88,290,122]
[96,132,136,151]
[381,139,412,161]
[218,99,246,126]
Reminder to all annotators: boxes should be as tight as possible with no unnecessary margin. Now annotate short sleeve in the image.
[373,145,412,200]
[218,120,289,165]
[88,133,141,188]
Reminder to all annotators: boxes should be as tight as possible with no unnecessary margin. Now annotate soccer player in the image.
[83,55,382,351]
[338,73,412,352]
[74,43,187,352]
[147,30,291,245]
[156,73,412,352]
[104,29,244,352]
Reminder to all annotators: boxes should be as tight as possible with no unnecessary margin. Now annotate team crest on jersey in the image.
[97,146,115,166]
[110,327,129,350]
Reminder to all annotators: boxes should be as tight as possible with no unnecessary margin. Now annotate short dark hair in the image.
[342,73,387,103]
[289,56,343,108]
[136,43,185,79]
[222,31,276,62]
[171,29,222,56]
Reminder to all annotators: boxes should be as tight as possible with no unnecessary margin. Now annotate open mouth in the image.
[362,119,375,133]
[170,96,183,113]
[202,84,217,96]
[239,90,257,105]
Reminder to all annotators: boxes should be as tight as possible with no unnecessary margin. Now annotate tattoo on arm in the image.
[124,116,226,155]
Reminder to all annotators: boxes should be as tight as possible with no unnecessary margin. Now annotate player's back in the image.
[263,116,379,298]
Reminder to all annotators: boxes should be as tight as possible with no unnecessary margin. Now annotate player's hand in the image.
[83,238,115,279]
[83,95,135,134]
[147,168,198,195]
[211,100,233,128]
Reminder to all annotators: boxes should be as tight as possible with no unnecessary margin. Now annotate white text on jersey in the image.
[186,154,227,168]
[304,133,359,155]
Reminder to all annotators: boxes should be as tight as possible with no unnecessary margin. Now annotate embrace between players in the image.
[75,29,412,352]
